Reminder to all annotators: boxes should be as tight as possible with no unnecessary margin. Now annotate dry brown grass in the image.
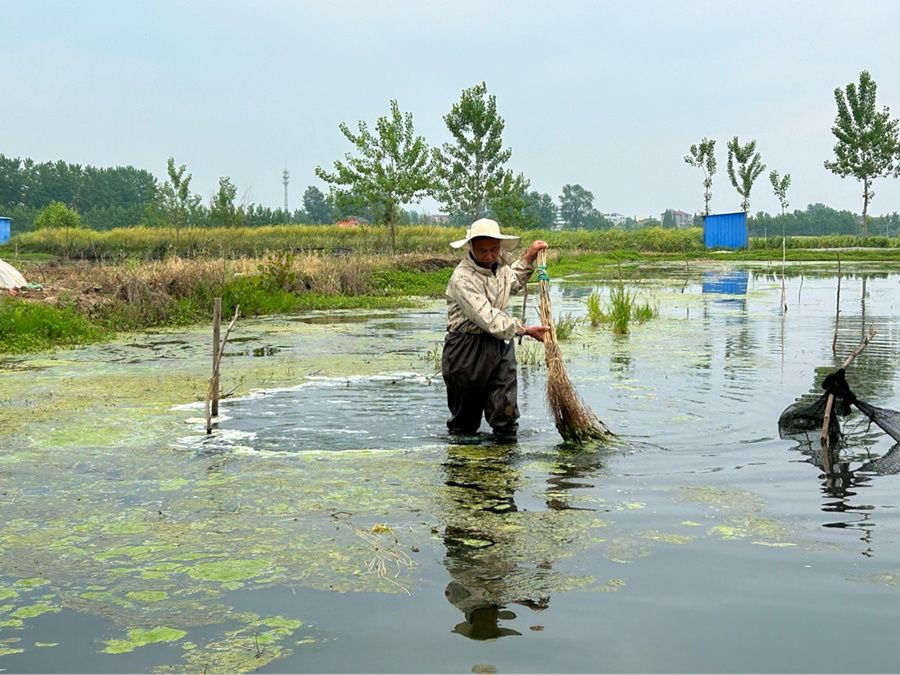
[13,253,452,319]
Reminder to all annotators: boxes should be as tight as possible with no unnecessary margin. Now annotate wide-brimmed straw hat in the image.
[449,218,520,251]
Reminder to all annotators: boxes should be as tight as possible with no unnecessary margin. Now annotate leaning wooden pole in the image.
[535,249,612,444]
[820,325,876,449]
[206,300,240,435]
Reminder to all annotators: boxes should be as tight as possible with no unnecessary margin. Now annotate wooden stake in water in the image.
[820,325,876,450]
[212,298,222,418]
[206,299,240,435]
[832,255,841,355]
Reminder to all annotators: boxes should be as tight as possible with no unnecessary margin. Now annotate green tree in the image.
[726,137,766,213]
[558,184,594,229]
[302,185,332,224]
[316,99,433,251]
[153,157,201,242]
[489,171,535,229]
[769,170,791,216]
[824,70,900,236]
[33,200,83,229]
[661,209,675,228]
[523,191,557,229]
[432,82,512,223]
[34,200,83,257]
[209,176,242,227]
[684,138,717,216]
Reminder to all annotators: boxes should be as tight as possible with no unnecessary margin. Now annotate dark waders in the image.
[441,332,519,437]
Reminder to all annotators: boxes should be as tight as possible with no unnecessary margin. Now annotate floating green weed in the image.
[185,559,274,586]
[10,602,59,619]
[102,626,187,654]
[126,590,168,602]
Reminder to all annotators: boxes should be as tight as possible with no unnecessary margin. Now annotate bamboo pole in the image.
[206,300,240,435]
[780,236,787,313]
[211,298,222,417]
[820,325,876,449]
[832,255,841,355]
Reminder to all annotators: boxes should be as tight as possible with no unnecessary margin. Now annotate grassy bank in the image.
[9,224,708,258]
[4,243,900,356]
[0,253,454,355]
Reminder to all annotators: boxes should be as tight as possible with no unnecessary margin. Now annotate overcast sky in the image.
[4,0,900,220]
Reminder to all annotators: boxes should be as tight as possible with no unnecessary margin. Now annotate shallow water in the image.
[1,263,899,673]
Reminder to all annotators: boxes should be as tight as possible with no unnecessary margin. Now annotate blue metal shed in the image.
[0,216,10,245]
[703,212,748,250]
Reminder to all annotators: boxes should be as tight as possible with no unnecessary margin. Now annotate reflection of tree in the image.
[833,273,900,403]
[440,444,547,640]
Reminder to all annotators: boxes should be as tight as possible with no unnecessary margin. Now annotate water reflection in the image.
[440,444,547,640]
[779,365,900,557]
[544,448,605,512]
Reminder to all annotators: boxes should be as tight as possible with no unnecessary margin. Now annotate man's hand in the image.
[524,240,549,264]
[524,325,551,342]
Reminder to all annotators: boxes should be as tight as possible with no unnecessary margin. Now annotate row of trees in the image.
[5,73,899,241]
[685,70,900,236]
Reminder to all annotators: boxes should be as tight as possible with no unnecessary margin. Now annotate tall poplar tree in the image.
[684,138,717,216]
[432,82,512,223]
[824,70,900,236]
[726,137,766,213]
[316,100,433,251]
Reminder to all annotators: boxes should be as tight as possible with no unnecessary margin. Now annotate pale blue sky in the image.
[3,0,900,219]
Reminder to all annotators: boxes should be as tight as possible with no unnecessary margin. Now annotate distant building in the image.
[660,209,695,228]
[602,212,628,226]
[424,214,451,225]
[335,217,369,227]
[672,210,693,228]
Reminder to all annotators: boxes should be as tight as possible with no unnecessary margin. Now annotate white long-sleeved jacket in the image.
[445,253,534,340]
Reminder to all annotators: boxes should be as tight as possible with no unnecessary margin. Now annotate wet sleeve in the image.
[448,273,524,340]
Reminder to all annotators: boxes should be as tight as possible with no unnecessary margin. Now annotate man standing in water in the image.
[442,218,549,439]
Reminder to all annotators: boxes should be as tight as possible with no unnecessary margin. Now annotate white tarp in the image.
[0,259,28,289]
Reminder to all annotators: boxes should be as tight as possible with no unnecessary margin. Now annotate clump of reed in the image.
[536,249,613,444]
[553,312,580,340]
[585,285,658,336]
[516,341,543,367]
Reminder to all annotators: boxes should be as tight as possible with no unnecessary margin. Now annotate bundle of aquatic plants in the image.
[535,249,613,444]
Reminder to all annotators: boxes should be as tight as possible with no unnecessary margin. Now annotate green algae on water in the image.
[102,626,187,654]
[126,590,168,602]
[10,602,59,619]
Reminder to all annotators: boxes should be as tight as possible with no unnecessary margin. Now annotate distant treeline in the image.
[2,153,899,238]
[750,203,900,238]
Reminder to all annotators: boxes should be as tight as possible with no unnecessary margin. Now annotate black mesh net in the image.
[778,368,900,447]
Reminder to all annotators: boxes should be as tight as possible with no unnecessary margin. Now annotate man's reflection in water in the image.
[441,442,548,640]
